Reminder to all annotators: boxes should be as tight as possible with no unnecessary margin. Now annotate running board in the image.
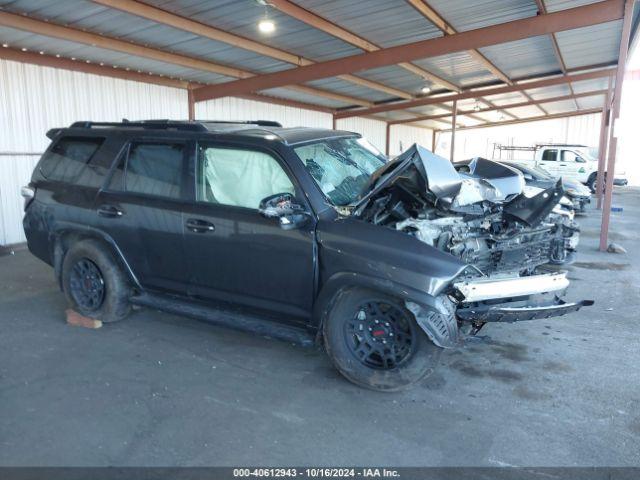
[130,293,315,347]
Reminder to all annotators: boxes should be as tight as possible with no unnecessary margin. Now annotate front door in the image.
[557,149,585,180]
[182,142,315,321]
[96,138,191,293]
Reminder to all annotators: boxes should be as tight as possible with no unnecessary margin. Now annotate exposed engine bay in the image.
[349,145,591,346]
[353,146,575,276]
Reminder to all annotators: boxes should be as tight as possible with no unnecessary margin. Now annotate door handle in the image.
[559,164,567,166]
[185,218,215,233]
[97,204,124,218]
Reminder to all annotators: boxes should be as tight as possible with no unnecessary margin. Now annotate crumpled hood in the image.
[355,144,564,227]
[358,144,523,208]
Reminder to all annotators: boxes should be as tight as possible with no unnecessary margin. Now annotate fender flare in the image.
[50,222,141,289]
[311,271,449,330]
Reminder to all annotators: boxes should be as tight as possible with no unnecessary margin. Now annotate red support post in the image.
[599,0,634,251]
[385,123,391,157]
[187,88,195,121]
[450,100,457,161]
[596,76,614,209]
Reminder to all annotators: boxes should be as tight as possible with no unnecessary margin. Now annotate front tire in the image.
[323,289,442,392]
[61,239,131,323]
[586,173,597,193]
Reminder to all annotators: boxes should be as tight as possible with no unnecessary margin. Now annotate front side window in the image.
[541,149,557,161]
[39,136,104,184]
[294,137,386,206]
[108,142,184,199]
[562,150,582,163]
[197,146,294,209]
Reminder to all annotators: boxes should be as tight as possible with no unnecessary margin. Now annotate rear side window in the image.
[541,149,557,161]
[108,142,184,199]
[39,137,104,184]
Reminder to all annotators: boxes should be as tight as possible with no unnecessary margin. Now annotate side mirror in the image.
[259,192,310,230]
[575,156,586,163]
[523,173,534,181]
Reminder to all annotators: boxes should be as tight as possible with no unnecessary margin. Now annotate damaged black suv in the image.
[23,120,592,391]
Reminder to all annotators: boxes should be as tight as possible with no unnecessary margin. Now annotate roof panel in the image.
[503,105,546,118]
[144,0,364,62]
[544,0,603,13]
[555,21,622,70]
[541,99,577,114]
[260,87,346,109]
[478,35,560,79]
[413,51,495,87]
[356,65,425,96]
[576,93,606,110]
[571,77,611,93]
[305,77,391,103]
[525,84,572,100]
[480,91,529,106]
[293,0,443,48]
[425,0,537,32]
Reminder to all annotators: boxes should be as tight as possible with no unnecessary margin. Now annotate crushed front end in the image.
[352,145,592,347]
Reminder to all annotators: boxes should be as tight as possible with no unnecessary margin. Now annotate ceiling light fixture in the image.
[474,101,481,112]
[421,86,431,94]
[258,2,275,33]
[2,43,9,48]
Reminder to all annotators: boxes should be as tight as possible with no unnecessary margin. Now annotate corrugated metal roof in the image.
[294,0,443,48]
[356,65,425,96]
[478,35,559,79]
[555,21,622,69]
[145,0,364,62]
[258,87,347,108]
[503,105,546,118]
[543,0,603,13]
[541,99,577,114]
[413,51,496,88]
[571,77,611,93]
[525,84,573,100]
[305,77,391,103]
[426,0,537,32]
[576,93,605,110]
[0,25,234,84]
[480,91,529,106]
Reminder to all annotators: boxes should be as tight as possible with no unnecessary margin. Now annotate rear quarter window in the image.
[38,136,105,185]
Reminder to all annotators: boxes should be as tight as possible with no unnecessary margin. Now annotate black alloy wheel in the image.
[68,258,105,311]
[344,300,417,370]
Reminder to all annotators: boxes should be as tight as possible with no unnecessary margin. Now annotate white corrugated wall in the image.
[389,124,433,156]
[335,117,388,153]
[195,97,332,129]
[0,59,188,246]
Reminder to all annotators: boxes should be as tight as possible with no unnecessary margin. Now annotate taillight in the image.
[21,185,35,210]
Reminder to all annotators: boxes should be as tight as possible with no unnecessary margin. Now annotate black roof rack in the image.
[70,119,283,132]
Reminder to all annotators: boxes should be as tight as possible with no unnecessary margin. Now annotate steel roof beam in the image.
[192,0,624,103]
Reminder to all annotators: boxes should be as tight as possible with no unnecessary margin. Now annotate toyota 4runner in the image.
[22,120,592,391]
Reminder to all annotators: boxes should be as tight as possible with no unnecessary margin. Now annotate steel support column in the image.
[187,88,195,121]
[599,0,634,251]
[432,130,437,152]
[385,123,391,157]
[450,100,457,161]
[596,76,614,209]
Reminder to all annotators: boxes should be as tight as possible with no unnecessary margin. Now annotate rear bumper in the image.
[614,178,628,186]
[457,297,594,322]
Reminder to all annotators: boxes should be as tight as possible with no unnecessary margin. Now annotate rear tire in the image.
[61,239,131,323]
[323,289,442,392]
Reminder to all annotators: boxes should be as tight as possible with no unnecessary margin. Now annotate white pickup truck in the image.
[494,144,627,192]
[498,144,627,192]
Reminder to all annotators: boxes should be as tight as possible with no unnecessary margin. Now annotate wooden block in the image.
[66,309,102,329]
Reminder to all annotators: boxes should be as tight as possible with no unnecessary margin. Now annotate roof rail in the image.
[69,119,283,131]
[70,120,207,132]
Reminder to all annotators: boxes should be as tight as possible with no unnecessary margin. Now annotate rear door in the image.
[95,136,193,293]
[181,141,315,321]
[537,148,559,176]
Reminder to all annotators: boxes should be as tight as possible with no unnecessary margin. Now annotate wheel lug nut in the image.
[389,333,394,337]
[374,319,379,324]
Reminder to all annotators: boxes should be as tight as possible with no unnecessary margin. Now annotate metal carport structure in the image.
[0,0,638,249]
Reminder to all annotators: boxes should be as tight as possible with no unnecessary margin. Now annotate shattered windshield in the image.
[294,137,386,206]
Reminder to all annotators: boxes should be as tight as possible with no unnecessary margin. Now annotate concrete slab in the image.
[1,188,639,467]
